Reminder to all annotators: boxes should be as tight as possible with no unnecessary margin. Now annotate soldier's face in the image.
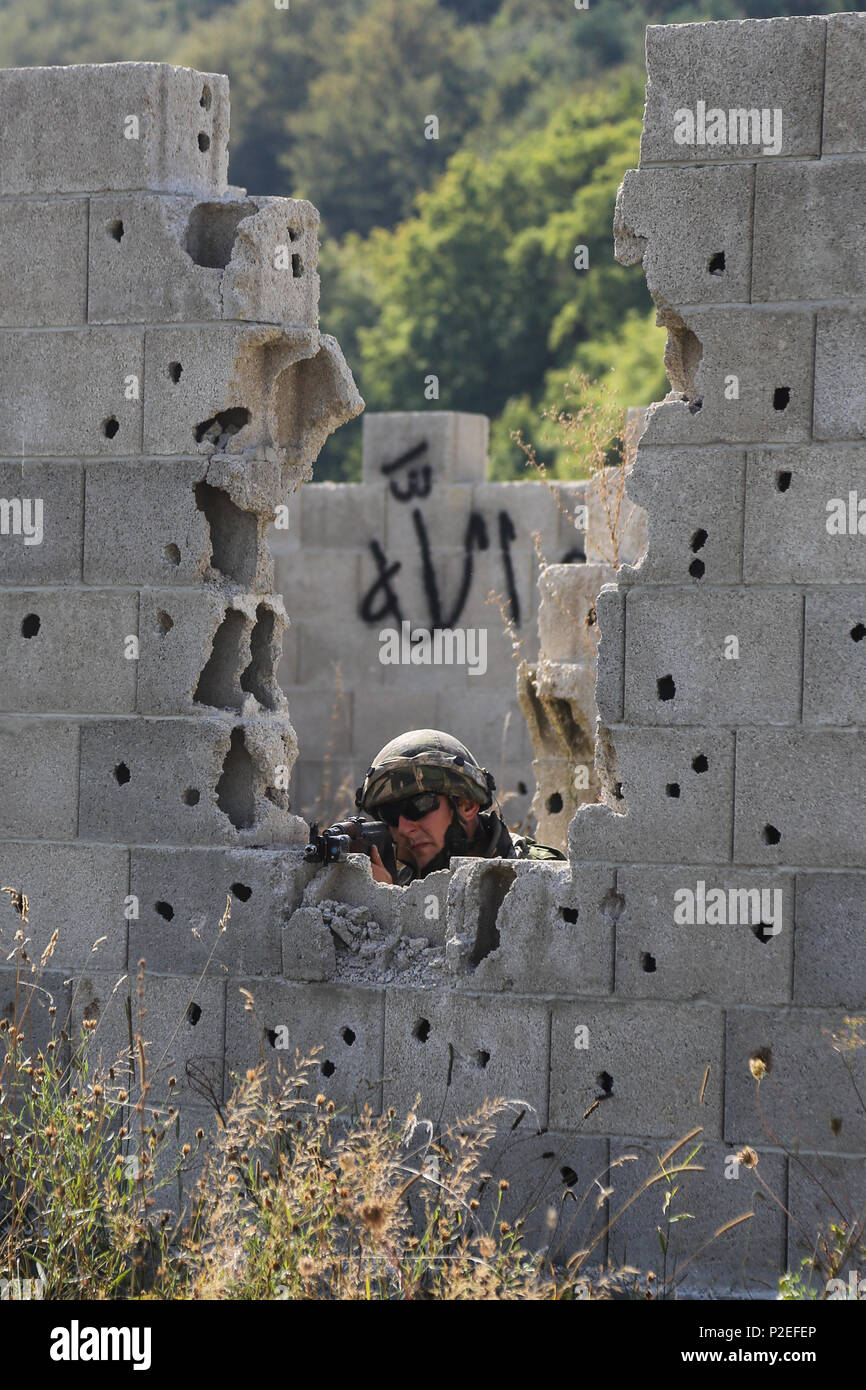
[390,794,476,872]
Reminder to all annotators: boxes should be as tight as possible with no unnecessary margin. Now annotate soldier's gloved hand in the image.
[369,845,393,885]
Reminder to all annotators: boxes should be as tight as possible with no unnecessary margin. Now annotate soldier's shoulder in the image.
[510,833,566,862]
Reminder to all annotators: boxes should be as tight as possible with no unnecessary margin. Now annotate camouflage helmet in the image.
[355,729,495,813]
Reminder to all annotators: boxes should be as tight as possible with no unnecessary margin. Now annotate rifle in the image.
[303,817,398,879]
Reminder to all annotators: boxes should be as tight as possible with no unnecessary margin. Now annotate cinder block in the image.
[794,874,866,1008]
[443,545,535,649]
[803,589,866,726]
[0,462,83,585]
[615,867,794,1005]
[88,193,222,323]
[570,728,735,865]
[607,1139,786,1294]
[130,848,292,975]
[385,483,473,556]
[554,481,588,556]
[78,716,304,847]
[724,1008,866,1151]
[0,198,88,325]
[0,843,127,973]
[744,446,866,585]
[288,756,359,825]
[295,614,383,691]
[142,323,266,457]
[733,731,866,868]
[615,165,753,306]
[823,11,866,155]
[383,987,549,1124]
[594,584,625,725]
[225,978,385,1115]
[362,412,488,486]
[302,482,385,550]
[623,588,803,726]
[815,308,866,440]
[472,481,565,562]
[549,1001,724,1140]
[479,1130,610,1266]
[625,447,746,586]
[220,195,320,327]
[538,563,611,664]
[0,329,144,456]
[753,159,866,302]
[641,18,825,164]
[0,967,70,1061]
[0,590,138,713]
[353,688,439,762]
[84,461,210,586]
[71,971,227,1107]
[787,1154,866,1281]
[281,905,337,982]
[641,309,814,447]
[0,718,79,837]
[447,858,614,995]
[0,64,229,195]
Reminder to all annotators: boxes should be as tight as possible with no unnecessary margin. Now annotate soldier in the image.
[354,728,566,885]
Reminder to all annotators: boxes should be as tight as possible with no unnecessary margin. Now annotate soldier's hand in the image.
[369,845,393,885]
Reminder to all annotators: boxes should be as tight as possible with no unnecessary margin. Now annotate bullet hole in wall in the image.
[155,901,174,921]
[613,782,624,799]
[851,623,866,642]
[414,1018,431,1042]
[197,132,210,152]
[691,529,708,553]
[340,1026,355,1046]
[641,952,656,973]
[689,559,705,579]
[187,1002,202,1026]
[517,781,528,796]
[546,792,563,814]
[657,674,676,701]
[688,397,703,415]
[596,1071,614,1097]
[751,922,774,944]
[560,1166,579,1187]
[666,783,680,798]
[320,1059,335,1077]
[692,753,708,773]
[165,544,181,566]
[103,417,120,439]
[168,362,182,384]
[20,613,40,638]
[114,762,131,785]
[156,611,173,636]
[292,253,303,278]
[775,470,792,492]
[107,219,124,242]
[773,387,790,411]
[762,824,781,845]
[182,788,200,805]
[707,251,725,275]
[199,84,211,109]
[475,1050,490,1069]
[231,882,252,902]
[560,907,579,924]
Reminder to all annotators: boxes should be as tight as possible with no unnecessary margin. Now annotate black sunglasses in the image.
[374,792,442,827]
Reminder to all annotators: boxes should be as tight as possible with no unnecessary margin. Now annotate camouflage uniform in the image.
[355,729,565,884]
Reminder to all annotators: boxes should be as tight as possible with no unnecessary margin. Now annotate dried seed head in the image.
[736,1146,759,1169]
[749,1057,767,1081]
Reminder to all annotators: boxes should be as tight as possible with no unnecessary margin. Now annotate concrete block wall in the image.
[269,411,588,831]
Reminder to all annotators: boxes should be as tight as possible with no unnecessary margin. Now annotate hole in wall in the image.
[587,605,596,628]
[292,253,303,278]
[775,470,792,492]
[194,609,247,710]
[690,529,708,552]
[231,881,252,902]
[241,605,277,710]
[517,781,528,796]
[20,613,40,638]
[560,1166,578,1187]
[182,788,200,805]
[185,202,256,269]
[156,611,173,636]
[666,783,680,799]
[474,1049,491,1069]
[340,1026,355,1046]
[830,1116,843,1137]
[199,84,212,109]
[689,559,705,579]
[186,1002,202,1026]
[320,1059,335,1077]
[216,727,255,830]
[707,251,725,275]
[107,219,124,242]
[850,623,866,642]
[193,406,251,448]
[194,481,258,586]
[641,952,656,973]
[103,417,120,439]
[596,1071,614,1097]
[688,397,703,415]
[469,864,516,967]
[772,387,790,411]
[762,824,781,846]
[560,907,579,924]
[168,362,182,384]
[600,889,625,922]
[197,132,210,152]
[546,792,563,815]
[751,922,774,944]
[155,901,174,921]
[414,1018,431,1043]
[749,1045,772,1075]
[114,762,131,785]
[84,1000,100,1022]
[165,543,181,566]
[613,782,624,800]
[657,675,676,702]
[692,753,708,773]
